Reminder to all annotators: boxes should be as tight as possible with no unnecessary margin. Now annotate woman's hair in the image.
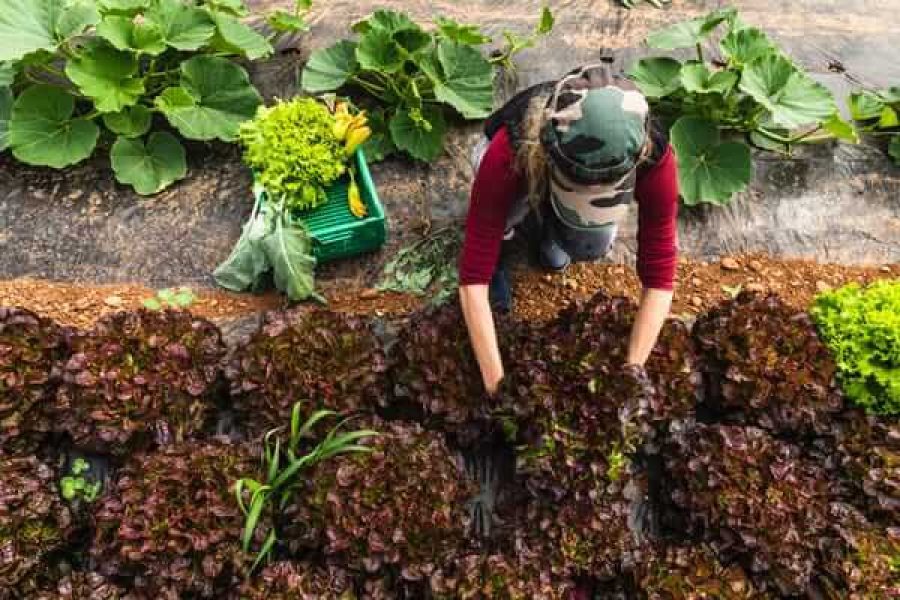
[514,94,552,216]
[514,94,654,214]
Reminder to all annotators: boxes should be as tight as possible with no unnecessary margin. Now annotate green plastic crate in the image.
[256,149,387,263]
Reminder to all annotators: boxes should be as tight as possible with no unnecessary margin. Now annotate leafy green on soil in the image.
[110,132,187,195]
[301,8,553,162]
[377,227,461,305]
[0,455,77,588]
[50,309,226,455]
[693,292,843,436]
[8,85,100,169]
[848,86,900,165]
[93,441,263,597]
[235,407,378,570]
[59,458,101,503]
[629,8,848,206]
[238,97,347,212]
[142,286,196,310]
[670,116,752,205]
[157,55,261,142]
[812,280,900,416]
[282,420,476,579]
[1,0,275,194]
[0,307,67,453]
[225,309,386,436]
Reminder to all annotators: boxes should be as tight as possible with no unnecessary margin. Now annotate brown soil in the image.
[511,254,896,322]
[1,254,895,329]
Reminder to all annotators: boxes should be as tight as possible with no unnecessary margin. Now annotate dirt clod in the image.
[721,258,741,271]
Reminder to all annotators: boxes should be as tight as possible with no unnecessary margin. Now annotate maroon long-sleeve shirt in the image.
[459,125,679,290]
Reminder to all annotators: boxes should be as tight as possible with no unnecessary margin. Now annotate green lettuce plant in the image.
[238,97,347,212]
[301,8,553,162]
[627,8,852,205]
[0,0,274,195]
[59,458,102,503]
[812,280,900,416]
[847,86,900,165]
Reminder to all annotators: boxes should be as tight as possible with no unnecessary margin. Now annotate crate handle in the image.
[313,230,353,245]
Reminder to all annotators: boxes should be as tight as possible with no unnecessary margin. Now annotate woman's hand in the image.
[459,284,505,395]
[626,287,674,366]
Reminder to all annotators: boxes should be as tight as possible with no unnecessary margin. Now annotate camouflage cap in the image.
[541,64,650,185]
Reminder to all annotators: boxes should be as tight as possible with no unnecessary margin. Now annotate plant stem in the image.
[38,63,65,78]
[350,75,387,100]
[695,42,705,63]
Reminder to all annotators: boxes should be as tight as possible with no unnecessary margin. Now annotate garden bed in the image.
[1,285,898,597]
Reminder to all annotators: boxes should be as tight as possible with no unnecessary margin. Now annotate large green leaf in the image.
[0,0,99,61]
[8,84,99,168]
[719,27,777,67]
[102,105,151,137]
[360,109,395,162]
[537,6,555,35]
[65,39,144,113]
[680,61,737,95]
[739,54,835,129]
[434,16,490,45]
[99,0,148,13]
[56,0,100,38]
[389,105,447,162]
[355,10,420,35]
[208,10,273,60]
[627,57,682,99]
[96,15,166,54]
[0,87,11,151]
[214,196,268,292]
[646,8,736,50]
[207,0,248,17]
[879,106,899,128]
[356,27,405,73]
[111,132,187,194]
[0,62,16,87]
[301,40,359,93]
[822,112,859,144]
[670,116,752,206]
[146,0,215,51]
[157,55,260,141]
[424,41,493,119]
[848,91,885,121]
[259,211,320,302]
[889,136,900,164]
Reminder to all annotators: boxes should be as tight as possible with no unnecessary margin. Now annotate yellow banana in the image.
[345,126,371,155]
[348,181,367,218]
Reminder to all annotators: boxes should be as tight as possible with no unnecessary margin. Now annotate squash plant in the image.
[627,8,853,206]
[0,0,281,195]
[301,8,553,162]
[848,86,900,165]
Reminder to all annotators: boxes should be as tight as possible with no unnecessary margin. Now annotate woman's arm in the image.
[627,287,674,365]
[630,141,680,364]
[460,285,504,393]
[458,126,523,394]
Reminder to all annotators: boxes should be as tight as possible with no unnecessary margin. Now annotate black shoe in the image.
[489,265,512,313]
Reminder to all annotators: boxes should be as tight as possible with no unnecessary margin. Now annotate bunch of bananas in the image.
[333,102,371,156]
[333,102,371,219]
